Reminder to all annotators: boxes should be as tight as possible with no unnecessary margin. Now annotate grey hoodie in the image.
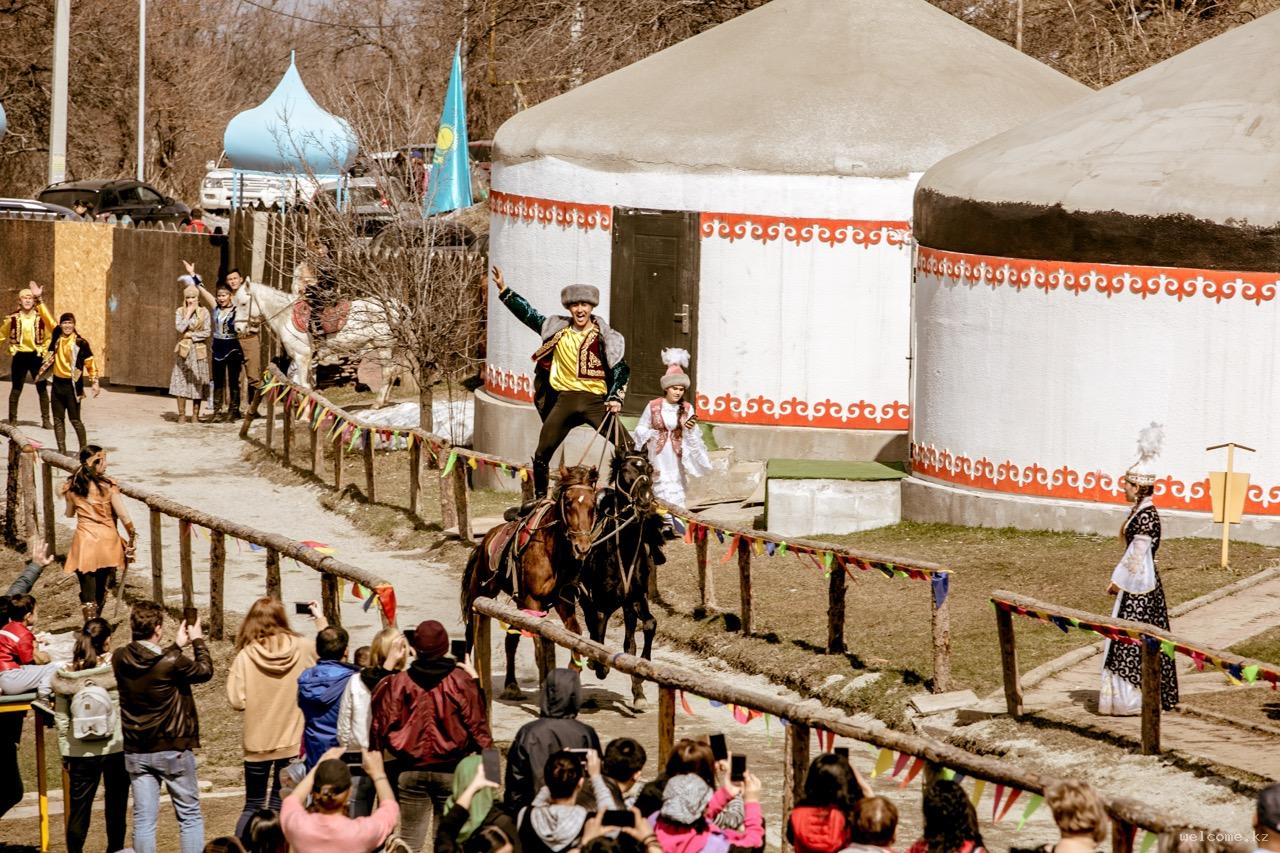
[504,668,603,812]
[523,774,619,852]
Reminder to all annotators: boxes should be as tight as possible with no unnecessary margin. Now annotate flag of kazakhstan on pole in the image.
[425,42,473,215]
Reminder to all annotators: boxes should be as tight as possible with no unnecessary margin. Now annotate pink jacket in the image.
[280,796,399,853]
[651,801,765,853]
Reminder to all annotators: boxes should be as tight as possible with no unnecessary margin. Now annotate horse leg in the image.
[633,594,657,709]
[620,603,647,711]
[501,629,524,701]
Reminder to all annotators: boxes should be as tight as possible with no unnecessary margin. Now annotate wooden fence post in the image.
[321,572,341,627]
[265,548,281,600]
[737,540,752,635]
[264,391,276,450]
[362,436,376,502]
[239,388,263,439]
[408,441,421,516]
[453,466,473,541]
[783,722,811,853]
[209,531,226,640]
[41,461,55,556]
[309,422,321,476]
[5,438,19,547]
[332,434,343,491]
[931,579,953,693]
[995,606,1023,716]
[473,614,492,720]
[658,686,676,769]
[281,403,292,468]
[696,534,714,610]
[179,520,194,610]
[1140,641,1162,755]
[826,565,846,654]
[150,510,164,603]
[1111,819,1136,853]
[18,450,38,553]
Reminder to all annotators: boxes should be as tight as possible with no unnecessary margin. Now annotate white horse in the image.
[245,278,405,408]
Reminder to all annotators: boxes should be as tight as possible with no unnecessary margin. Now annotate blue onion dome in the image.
[0,101,7,141]
[223,54,356,175]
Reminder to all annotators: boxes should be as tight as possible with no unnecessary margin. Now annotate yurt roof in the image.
[493,0,1088,178]
[224,55,357,176]
[916,8,1280,264]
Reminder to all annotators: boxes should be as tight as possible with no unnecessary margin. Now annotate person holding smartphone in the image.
[338,626,410,818]
[518,749,619,853]
[226,597,327,842]
[280,746,398,853]
[433,755,516,853]
[652,769,765,853]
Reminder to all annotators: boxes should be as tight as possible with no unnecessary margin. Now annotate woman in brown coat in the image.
[61,445,136,621]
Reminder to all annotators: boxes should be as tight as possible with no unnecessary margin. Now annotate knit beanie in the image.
[661,774,713,825]
[412,620,450,658]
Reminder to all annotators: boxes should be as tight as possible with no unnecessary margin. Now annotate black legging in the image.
[235,757,291,841]
[533,391,613,497]
[50,377,87,453]
[65,752,128,853]
[8,350,48,419]
[76,567,115,611]
[211,344,243,413]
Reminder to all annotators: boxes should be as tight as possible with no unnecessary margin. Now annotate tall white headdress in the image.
[1124,422,1164,487]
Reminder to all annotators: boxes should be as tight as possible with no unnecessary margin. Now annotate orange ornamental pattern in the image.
[489,190,612,232]
[910,444,1280,516]
[915,246,1280,306]
[701,212,911,249]
[697,392,909,430]
[484,365,534,402]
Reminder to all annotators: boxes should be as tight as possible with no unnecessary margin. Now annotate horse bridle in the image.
[557,482,598,555]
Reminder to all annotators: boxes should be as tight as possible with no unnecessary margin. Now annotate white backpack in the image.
[70,682,116,740]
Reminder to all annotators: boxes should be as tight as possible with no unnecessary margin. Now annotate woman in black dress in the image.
[1099,422,1179,715]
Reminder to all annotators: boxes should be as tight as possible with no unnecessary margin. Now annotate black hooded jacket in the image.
[503,668,601,813]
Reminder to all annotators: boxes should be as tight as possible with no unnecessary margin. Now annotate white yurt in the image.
[476,0,1087,474]
[908,10,1280,542]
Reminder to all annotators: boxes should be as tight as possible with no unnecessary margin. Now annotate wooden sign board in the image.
[1209,471,1250,524]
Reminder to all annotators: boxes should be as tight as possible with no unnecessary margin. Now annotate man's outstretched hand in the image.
[491,266,506,293]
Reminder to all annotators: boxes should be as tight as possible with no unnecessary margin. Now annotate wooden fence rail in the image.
[0,423,397,633]
[470,597,1218,853]
[990,590,1280,755]
[246,366,956,690]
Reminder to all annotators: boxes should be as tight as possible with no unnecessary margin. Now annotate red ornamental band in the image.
[701,212,911,249]
[916,246,1280,306]
[911,444,1280,516]
[489,190,612,232]
[484,365,535,402]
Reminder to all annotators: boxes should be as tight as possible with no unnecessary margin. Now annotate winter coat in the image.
[504,669,602,813]
[113,640,213,754]
[368,657,492,771]
[52,663,123,758]
[650,800,765,853]
[0,620,35,669]
[788,806,852,853]
[337,666,396,752]
[297,658,358,769]
[227,633,317,761]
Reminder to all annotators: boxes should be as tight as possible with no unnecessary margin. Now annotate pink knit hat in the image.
[660,348,691,390]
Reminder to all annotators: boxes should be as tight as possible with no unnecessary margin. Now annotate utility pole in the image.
[49,0,70,184]
[136,0,147,181]
[570,0,584,88]
[1015,0,1024,52]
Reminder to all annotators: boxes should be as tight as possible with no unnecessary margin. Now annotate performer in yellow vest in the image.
[1,281,57,427]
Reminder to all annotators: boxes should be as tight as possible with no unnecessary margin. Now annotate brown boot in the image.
[81,602,98,623]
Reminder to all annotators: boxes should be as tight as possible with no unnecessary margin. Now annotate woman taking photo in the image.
[281,746,399,853]
[227,596,327,841]
[61,446,136,621]
[170,275,211,424]
[52,617,127,853]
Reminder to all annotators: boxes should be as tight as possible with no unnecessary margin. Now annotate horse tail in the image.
[461,544,483,624]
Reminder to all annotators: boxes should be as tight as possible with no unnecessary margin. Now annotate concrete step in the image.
[687,450,763,506]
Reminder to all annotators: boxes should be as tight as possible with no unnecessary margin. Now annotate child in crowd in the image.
[788,754,865,853]
[518,749,619,853]
[842,798,899,853]
[0,592,56,707]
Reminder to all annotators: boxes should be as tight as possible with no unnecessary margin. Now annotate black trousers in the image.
[212,342,244,413]
[0,710,22,818]
[235,757,291,840]
[76,567,115,610]
[50,377,87,453]
[534,391,608,496]
[8,350,48,419]
[65,752,129,853]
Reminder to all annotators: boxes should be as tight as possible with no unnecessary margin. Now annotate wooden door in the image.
[609,209,699,415]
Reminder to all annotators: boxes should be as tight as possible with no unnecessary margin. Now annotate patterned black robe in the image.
[1103,501,1179,710]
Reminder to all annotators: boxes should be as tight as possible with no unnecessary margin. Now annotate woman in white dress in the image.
[1099,422,1179,715]
[632,348,711,511]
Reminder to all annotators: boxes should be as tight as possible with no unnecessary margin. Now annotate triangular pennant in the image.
[721,535,741,564]
[970,780,986,808]
[872,748,893,778]
[997,788,1023,822]
[932,574,951,609]
[899,757,926,788]
[891,752,911,777]
[1139,832,1157,853]
[1242,664,1260,683]
[679,691,694,715]
[1017,794,1043,830]
[991,785,1006,821]
[1160,640,1176,660]
[765,541,776,556]
[441,451,459,478]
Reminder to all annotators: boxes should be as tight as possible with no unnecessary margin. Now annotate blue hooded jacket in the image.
[297,659,358,768]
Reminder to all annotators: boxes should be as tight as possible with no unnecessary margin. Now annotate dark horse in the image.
[461,465,598,699]
[579,445,666,710]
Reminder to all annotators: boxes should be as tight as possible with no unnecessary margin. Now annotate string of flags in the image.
[993,599,1280,688]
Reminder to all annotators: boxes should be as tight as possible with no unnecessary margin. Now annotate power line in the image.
[236,0,405,29]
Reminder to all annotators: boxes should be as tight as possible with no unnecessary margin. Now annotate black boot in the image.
[37,385,52,430]
[229,386,242,421]
[532,460,550,500]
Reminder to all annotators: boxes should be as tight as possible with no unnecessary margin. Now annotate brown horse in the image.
[461,465,598,699]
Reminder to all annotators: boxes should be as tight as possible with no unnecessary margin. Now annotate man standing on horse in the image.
[491,266,630,499]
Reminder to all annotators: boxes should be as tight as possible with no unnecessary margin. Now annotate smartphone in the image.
[342,750,366,777]
[482,748,501,784]
[294,602,311,616]
[403,629,416,649]
[183,606,198,627]
[834,747,850,759]
[602,810,636,828]
[566,748,591,764]
[730,755,747,782]
[451,639,467,660]
[709,733,728,762]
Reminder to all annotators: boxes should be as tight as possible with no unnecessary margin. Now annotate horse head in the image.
[610,447,656,513]
[557,465,599,560]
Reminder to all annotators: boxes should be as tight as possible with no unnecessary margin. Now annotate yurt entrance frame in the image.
[609,208,700,415]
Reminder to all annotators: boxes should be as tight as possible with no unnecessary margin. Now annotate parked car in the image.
[201,154,323,213]
[312,177,398,238]
[367,218,483,254]
[0,198,84,220]
[38,179,189,224]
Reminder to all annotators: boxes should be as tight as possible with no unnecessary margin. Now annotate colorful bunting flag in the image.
[970,780,986,808]
[1017,793,1043,830]
[872,749,893,778]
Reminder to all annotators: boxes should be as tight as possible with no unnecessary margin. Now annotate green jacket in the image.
[52,663,124,758]
[498,288,629,415]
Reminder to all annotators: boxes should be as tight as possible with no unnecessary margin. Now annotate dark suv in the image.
[38,179,190,224]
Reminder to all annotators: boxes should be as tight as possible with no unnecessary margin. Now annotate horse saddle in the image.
[486,501,556,568]
[291,300,352,335]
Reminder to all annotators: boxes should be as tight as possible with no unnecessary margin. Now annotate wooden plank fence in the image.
[0,422,398,633]
[990,590,1280,755]
[472,597,1222,853]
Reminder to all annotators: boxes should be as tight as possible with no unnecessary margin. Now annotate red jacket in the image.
[0,621,35,671]
[787,806,851,853]
[369,660,491,771]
